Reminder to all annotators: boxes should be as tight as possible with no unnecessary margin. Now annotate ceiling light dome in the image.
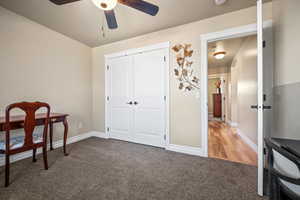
[91,0,118,10]
[215,0,227,6]
[213,51,226,60]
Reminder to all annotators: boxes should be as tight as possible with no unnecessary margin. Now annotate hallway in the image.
[208,121,257,166]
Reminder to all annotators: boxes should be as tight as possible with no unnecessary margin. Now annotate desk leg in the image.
[50,122,54,151]
[63,118,69,156]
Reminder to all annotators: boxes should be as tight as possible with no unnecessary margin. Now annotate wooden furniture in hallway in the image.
[213,94,222,118]
[208,121,257,166]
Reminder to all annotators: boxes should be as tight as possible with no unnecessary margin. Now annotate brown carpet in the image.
[0,137,266,200]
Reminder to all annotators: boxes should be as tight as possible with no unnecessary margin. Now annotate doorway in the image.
[200,20,273,196]
[207,35,258,166]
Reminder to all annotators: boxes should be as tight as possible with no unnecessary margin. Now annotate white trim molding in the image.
[208,73,228,80]
[236,129,258,153]
[90,131,109,139]
[105,42,170,59]
[228,121,238,127]
[166,144,204,157]
[0,131,107,166]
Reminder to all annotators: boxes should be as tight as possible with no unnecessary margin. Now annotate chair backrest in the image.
[5,102,50,153]
[265,138,300,185]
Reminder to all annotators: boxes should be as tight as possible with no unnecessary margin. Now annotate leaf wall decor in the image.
[172,44,200,91]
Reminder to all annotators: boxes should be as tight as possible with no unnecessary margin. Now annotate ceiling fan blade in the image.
[49,0,81,5]
[118,0,159,16]
[105,10,118,29]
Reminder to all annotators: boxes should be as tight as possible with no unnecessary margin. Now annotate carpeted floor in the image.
[0,137,266,200]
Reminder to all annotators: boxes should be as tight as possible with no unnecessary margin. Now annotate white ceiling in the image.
[208,36,247,69]
[0,0,261,47]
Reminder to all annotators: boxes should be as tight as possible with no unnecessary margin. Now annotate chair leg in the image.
[269,171,273,199]
[269,175,275,200]
[5,154,10,187]
[277,185,282,200]
[42,147,48,170]
[274,179,281,200]
[32,148,37,162]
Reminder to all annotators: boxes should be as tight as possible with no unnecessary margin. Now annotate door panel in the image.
[257,0,274,195]
[110,108,130,133]
[262,8,274,140]
[259,1,274,196]
[134,108,164,136]
[257,0,264,194]
[107,56,133,141]
[133,50,166,147]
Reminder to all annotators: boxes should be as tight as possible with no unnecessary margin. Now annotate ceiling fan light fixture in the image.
[50,0,159,30]
[213,51,226,60]
[91,0,117,10]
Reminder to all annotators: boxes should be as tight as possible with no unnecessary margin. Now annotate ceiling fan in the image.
[49,0,159,29]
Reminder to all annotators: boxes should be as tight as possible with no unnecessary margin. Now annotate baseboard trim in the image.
[0,131,106,167]
[90,131,109,139]
[0,131,205,166]
[228,121,238,127]
[236,129,258,153]
[166,144,204,157]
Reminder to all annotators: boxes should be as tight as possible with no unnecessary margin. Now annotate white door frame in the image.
[200,21,272,195]
[256,0,264,196]
[104,42,170,147]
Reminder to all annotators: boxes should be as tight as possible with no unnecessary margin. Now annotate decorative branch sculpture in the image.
[172,44,200,91]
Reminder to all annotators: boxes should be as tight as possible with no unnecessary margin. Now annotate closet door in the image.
[107,56,134,141]
[132,49,166,147]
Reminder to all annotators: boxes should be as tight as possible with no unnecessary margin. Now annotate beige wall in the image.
[0,7,93,141]
[235,36,258,145]
[227,72,232,122]
[208,66,230,75]
[272,0,300,139]
[229,36,258,144]
[92,3,272,147]
[230,61,239,123]
[273,0,300,87]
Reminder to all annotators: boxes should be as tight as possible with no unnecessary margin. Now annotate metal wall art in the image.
[172,44,200,91]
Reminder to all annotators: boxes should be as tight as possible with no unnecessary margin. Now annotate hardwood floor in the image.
[208,120,258,166]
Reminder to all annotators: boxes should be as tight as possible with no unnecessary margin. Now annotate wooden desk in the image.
[0,113,69,156]
[272,138,300,158]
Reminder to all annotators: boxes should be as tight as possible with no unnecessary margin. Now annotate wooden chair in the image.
[0,102,50,187]
[265,138,300,200]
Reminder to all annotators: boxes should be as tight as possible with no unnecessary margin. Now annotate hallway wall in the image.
[230,35,258,145]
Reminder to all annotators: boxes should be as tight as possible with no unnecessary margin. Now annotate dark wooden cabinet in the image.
[213,94,222,118]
